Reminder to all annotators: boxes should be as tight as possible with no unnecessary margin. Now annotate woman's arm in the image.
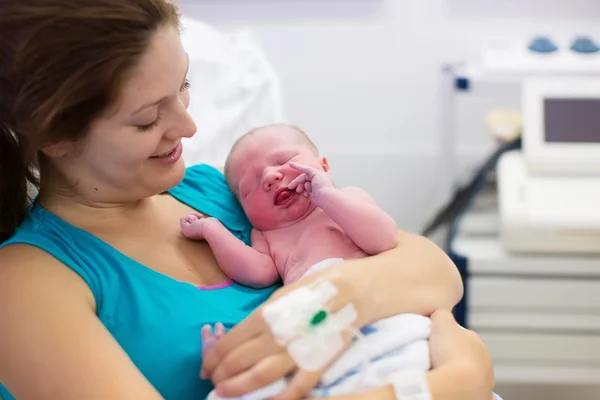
[0,245,163,400]
[270,230,463,326]
[335,229,464,325]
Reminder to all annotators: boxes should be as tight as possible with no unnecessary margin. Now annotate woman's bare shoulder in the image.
[1,242,64,268]
[0,242,58,271]
[0,243,95,306]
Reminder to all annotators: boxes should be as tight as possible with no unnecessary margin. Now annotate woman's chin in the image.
[148,159,187,194]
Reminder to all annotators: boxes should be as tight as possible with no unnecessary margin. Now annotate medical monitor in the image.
[523,77,600,174]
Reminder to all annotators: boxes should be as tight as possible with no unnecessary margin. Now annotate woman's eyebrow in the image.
[131,97,166,116]
[130,53,190,116]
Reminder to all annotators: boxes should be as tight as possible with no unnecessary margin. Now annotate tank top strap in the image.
[168,164,252,245]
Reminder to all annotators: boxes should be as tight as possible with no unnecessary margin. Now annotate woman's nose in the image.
[173,110,197,139]
[165,102,197,140]
[263,168,283,191]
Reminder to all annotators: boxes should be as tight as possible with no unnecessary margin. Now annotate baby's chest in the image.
[269,213,363,267]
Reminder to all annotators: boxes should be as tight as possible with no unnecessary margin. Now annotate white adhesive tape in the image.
[287,328,344,371]
[263,286,314,345]
[262,279,357,371]
[287,304,357,371]
[262,280,339,345]
[388,369,432,400]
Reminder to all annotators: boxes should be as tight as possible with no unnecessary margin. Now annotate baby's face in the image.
[227,126,328,230]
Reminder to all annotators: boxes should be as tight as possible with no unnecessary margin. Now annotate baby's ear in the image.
[320,156,330,172]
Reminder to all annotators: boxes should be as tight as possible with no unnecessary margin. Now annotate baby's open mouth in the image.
[275,189,295,206]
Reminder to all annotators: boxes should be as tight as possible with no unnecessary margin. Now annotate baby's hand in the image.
[288,162,335,206]
[180,213,222,240]
[200,323,226,379]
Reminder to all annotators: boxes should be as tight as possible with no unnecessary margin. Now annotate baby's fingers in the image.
[214,322,226,339]
[304,182,312,193]
[288,162,317,176]
[201,324,213,344]
[288,174,307,191]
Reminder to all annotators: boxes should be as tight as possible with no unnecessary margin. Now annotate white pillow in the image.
[180,17,287,167]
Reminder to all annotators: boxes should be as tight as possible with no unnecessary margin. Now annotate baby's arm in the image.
[289,163,397,255]
[181,213,280,288]
[318,186,398,254]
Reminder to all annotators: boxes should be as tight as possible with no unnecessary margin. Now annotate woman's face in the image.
[48,26,196,204]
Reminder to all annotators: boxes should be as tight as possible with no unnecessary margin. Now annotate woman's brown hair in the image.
[0,0,180,242]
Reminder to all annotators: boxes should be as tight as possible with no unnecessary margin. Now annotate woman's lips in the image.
[149,142,183,164]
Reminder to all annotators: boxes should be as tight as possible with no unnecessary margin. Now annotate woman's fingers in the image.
[214,353,295,397]
[274,369,323,400]
[201,313,264,377]
[211,334,283,384]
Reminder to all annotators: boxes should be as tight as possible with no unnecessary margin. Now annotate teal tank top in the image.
[0,164,279,400]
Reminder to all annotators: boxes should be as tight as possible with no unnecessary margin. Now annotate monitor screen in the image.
[544,98,600,143]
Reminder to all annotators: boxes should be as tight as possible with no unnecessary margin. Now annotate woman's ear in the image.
[40,141,73,159]
[320,156,330,172]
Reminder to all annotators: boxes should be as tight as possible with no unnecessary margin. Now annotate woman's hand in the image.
[429,310,491,370]
[426,310,495,400]
[201,269,360,399]
[202,306,496,400]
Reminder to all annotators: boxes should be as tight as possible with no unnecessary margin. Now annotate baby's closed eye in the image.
[239,179,258,198]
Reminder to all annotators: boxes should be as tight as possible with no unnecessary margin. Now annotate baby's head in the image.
[225,124,329,230]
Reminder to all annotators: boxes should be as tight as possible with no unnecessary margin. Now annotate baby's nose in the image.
[263,169,283,190]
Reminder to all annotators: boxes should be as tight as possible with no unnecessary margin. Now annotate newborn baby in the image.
[181,124,431,399]
[182,123,397,286]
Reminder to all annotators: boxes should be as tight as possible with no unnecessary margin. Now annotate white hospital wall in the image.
[179,0,600,233]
